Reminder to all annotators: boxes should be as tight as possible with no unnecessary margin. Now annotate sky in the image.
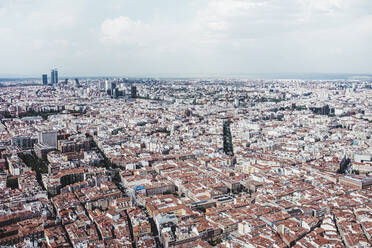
[0,0,371,77]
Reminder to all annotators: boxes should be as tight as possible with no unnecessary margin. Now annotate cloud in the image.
[99,15,195,53]
[100,16,147,44]
[300,0,344,13]
[0,0,371,76]
[194,0,351,42]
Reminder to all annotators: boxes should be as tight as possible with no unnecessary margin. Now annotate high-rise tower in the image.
[131,85,137,98]
[50,68,58,84]
[42,74,48,85]
[54,69,58,84]
[51,69,55,85]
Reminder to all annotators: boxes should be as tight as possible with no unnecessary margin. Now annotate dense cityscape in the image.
[0,74,371,248]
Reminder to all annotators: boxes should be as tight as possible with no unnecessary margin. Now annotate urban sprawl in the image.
[0,76,371,248]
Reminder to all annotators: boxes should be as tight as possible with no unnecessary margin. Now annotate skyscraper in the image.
[50,68,58,84]
[131,85,137,98]
[105,80,111,92]
[54,69,58,84]
[99,81,105,90]
[51,69,55,85]
[42,74,48,85]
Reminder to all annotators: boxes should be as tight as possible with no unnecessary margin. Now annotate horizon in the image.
[1,72,372,82]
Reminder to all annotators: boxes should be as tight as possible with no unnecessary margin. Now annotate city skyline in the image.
[5,71,372,81]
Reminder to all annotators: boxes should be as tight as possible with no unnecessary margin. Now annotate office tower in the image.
[113,88,119,98]
[50,68,58,84]
[54,69,58,84]
[105,80,111,92]
[105,80,108,91]
[98,81,105,90]
[105,80,111,96]
[42,74,48,85]
[51,69,55,85]
[131,85,137,98]
[38,131,58,148]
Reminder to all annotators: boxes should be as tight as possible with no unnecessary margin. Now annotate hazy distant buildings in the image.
[105,80,111,92]
[55,69,58,84]
[113,88,122,98]
[98,81,105,90]
[42,74,48,85]
[105,80,117,96]
[131,85,137,98]
[50,70,55,85]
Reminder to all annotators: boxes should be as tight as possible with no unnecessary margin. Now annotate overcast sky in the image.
[0,0,371,77]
